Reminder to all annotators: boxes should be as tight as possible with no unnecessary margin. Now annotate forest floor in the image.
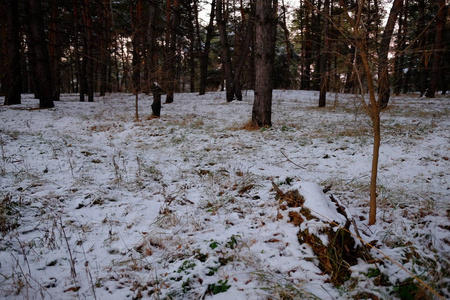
[0,90,449,300]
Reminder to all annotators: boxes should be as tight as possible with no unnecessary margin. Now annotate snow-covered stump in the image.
[273,181,372,286]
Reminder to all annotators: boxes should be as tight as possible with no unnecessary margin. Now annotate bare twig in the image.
[59,216,77,280]
[280,149,306,169]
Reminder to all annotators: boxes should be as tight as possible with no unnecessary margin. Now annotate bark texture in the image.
[425,0,447,98]
[252,1,277,127]
[198,0,215,95]
[378,0,403,109]
[4,0,22,105]
[26,0,54,108]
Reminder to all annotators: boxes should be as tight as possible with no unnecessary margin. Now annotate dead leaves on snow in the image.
[272,181,372,286]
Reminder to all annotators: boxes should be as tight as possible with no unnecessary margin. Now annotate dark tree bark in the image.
[417,0,428,97]
[0,5,4,97]
[425,0,447,98]
[252,0,277,127]
[318,0,330,107]
[186,1,197,93]
[132,0,143,94]
[82,0,94,102]
[280,0,292,89]
[99,0,112,96]
[233,2,255,101]
[216,0,235,102]
[49,0,61,101]
[146,0,162,116]
[3,0,22,105]
[300,0,312,90]
[216,0,254,101]
[26,0,54,108]
[393,0,407,95]
[378,0,403,109]
[73,0,84,100]
[22,10,40,99]
[164,0,181,104]
[198,0,215,95]
[344,45,356,93]
[151,82,164,117]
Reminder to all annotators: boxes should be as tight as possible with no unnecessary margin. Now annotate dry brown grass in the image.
[226,119,262,131]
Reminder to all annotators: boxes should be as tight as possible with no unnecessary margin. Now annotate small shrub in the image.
[393,278,420,300]
[207,279,231,295]
[0,194,20,235]
[209,240,219,250]
[225,235,239,249]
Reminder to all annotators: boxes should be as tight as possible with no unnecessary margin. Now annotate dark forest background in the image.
[1,0,449,108]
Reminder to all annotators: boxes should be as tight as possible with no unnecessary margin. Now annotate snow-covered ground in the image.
[0,90,448,299]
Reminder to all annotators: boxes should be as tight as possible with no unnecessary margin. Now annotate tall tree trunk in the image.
[301,0,312,90]
[73,0,84,101]
[3,0,22,105]
[198,0,216,95]
[311,0,322,91]
[165,0,180,104]
[20,39,30,94]
[22,13,40,99]
[252,0,277,127]
[99,0,111,96]
[187,1,197,93]
[216,0,235,102]
[417,0,428,97]
[0,6,4,96]
[146,0,162,116]
[26,0,54,108]
[393,0,407,95]
[378,0,403,109]
[49,0,61,101]
[132,0,143,94]
[233,2,255,101]
[425,0,447,98]
[281,0,292,89]
[344,45,356,93]
[318,0,330,107]
[82,0,94,102]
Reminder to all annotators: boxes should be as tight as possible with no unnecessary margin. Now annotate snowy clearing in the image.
[0,90,449,299]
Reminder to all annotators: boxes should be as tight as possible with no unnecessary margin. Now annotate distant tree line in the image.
[0,0,448,110]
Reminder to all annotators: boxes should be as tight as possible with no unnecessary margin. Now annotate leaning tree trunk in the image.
[378,0,403,109]
[26,0,54,108]
[252,0,277,127]
[3,0,22,105]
